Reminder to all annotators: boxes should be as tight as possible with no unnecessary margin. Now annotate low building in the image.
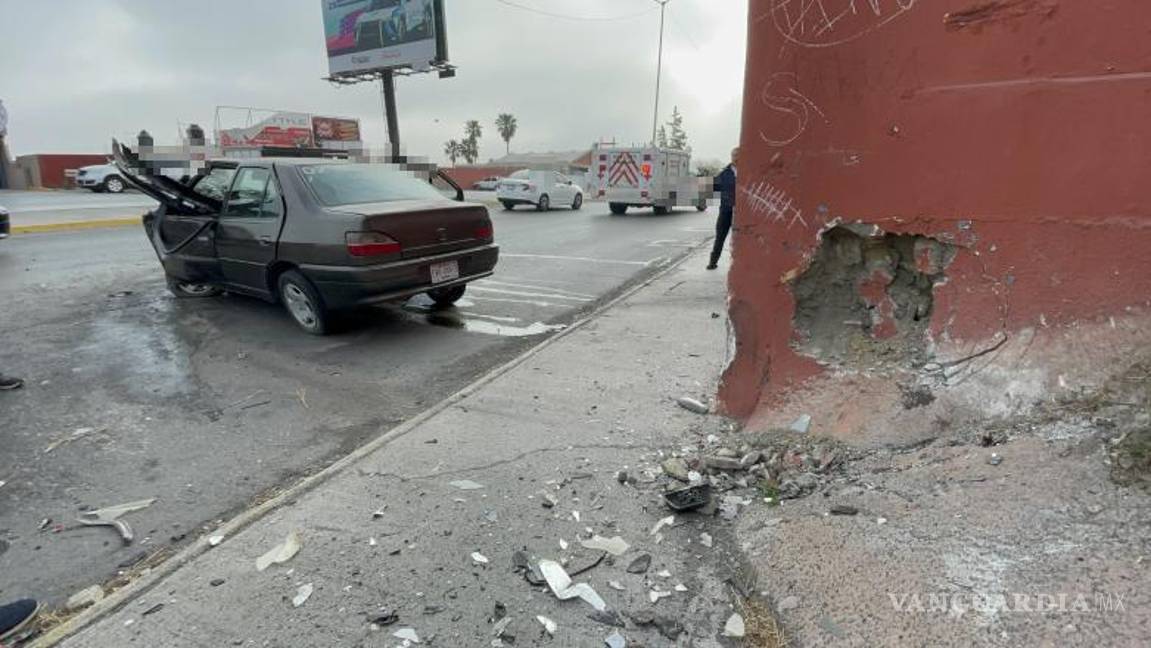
[11,154,110,189]
[445,149,592,189]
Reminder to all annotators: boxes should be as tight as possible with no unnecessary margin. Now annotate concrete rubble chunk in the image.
[830,505,859,516]
[626,554,652,574]
[789,414,812,434]
[579,535,630,556]
[723,613,746,637]
[649,516,675,536]
[704,456,745,471]
[661,457,691,482]
[65,585,105,612]
[392,628,420,643]
[292,583,313,608]
[605,630,626,648]
[536,615,557,635]
[741,451,763,467]
[676,396,709,414]
[716,447,739,458]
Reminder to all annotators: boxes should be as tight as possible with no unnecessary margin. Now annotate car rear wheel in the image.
[653,206,670,215]
[427,284,466,309]
[104,176,125,194]
[166,275,222,298]
[501,200,515,211]
[278,270,328,335]
[537,194,550,211]
[609,202,627,215]
[572,193,583,210]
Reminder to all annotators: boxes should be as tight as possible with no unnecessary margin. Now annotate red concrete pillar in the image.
[721,0,1151,419]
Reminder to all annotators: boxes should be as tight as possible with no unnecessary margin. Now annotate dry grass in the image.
[741,598,789,648]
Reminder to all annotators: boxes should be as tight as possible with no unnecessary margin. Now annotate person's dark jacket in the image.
[714,164,736,215]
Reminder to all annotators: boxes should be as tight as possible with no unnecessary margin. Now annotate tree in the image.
[666,106,688,151]
[462,120,483,164]
[656,125,669,148]
[693,158,723,177]
[460,137,479,165]
[495,113,518,155]
[443,139,463,166]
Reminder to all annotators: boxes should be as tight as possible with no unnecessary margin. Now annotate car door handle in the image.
[258,235,273,246]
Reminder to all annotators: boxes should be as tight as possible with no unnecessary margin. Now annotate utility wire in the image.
[491,0,657,22]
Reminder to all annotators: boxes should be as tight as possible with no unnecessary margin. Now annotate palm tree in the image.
[495,113,518,155]
[444,139,462,166]
[464,120,483,144]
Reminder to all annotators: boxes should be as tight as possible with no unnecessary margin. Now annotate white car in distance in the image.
[496,170,583,212]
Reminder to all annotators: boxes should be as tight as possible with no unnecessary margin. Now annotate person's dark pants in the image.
[710,209,733,266]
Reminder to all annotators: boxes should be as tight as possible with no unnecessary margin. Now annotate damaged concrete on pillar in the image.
[788,222,956,369]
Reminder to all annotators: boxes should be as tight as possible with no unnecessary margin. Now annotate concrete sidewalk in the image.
[46,246,744,647]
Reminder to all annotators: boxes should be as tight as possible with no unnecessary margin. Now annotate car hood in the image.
[79,163,116,173]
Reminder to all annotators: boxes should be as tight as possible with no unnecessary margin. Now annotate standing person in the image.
[708,147,739,270]
[0,372,24,391]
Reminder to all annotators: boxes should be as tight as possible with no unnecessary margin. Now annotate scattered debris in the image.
[210,578,225,587]
[705,456,744,471]
[675,584,688,592]
[208,535,224,547]
[615,470,628,484]
[369,537,378,546]
[741,451,764,467]
[608,580,625,591]
[789,414,812,434]
[38,518,51,531]
[540,492,558,508]
[292,583,314,607]
[370,611,399,626]
[45,427,100,453]
[392,628,420,643]
[778,595,800,611]
[719,495,744,520]
[877,517,888,525]
[626,554,652,574]
[661,458,691,482]
[830,505,859,516]
[605,630,626,648]
[372,508,386,519]
[538,559,607,611]
[579,535,630,556]
[676,396,709,414]
[656,569,672,578]
[723,613,746,638]
[449,480,484,490]
[559,539,569,550]
[988,453,1003,466]
[687,470,703,483]
[537,615,557,635]
[664,483,711,512]
[492,601,508,622]
[700,532,713,548]
[650,516,675,536]
[142,603,163,619]
[472,552,490,565]
[65,585,105,612]
[649,589,673,603]
[572,510,581,522]
[255,531,302,571]
[76,498,156,545]
[492,617,512,638]
[630,611,685,640]
[589,610,626,628]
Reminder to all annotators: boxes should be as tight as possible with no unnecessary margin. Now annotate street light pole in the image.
[651,0,670,145]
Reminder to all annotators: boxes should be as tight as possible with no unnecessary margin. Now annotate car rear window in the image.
[298,164,445,206]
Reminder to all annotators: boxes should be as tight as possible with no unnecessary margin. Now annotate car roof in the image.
[208,157,349,167]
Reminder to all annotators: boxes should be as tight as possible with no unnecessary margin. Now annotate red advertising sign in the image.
[219,112,315,149]
[312,116,362,143]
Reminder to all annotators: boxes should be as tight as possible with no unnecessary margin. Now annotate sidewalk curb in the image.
[12,217,141,234]
[34,238,713,647]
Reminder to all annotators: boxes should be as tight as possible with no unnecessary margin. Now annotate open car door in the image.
[112,140,225,285]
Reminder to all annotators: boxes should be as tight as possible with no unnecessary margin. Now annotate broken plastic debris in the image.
[605,630,626,648]
[559,539,569,550]
[208,535,224,547]
[608,580,625,591]
[663,483,711,512]
[538,559,607,611]
[392,628,420,643]
[676,396,709,414]
[723,612,746,637]
[649,589,672,603]
[76,498,156,545]
[537,615,557,635]
[700,533,713,548]
[789,414,812,434]
[449,480,484,490]
[292,583,313,607]
[650,516,675,536]
[674,584,687,592]
[256,531,302,571]
[579,535,629,556]
[492,617,512,637]
[571,510,581,522]
[657,569,672,578]
[369,537,378,546]
[472,552,490,564]
[687,470,703,483]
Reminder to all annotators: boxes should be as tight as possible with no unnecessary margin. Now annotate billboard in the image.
[312,116,361,143]
[322,0,447,77]
[219,112,315,149]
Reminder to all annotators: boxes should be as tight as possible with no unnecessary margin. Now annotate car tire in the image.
[609,202,627,215]
[572,193,583,210]
[278,270,328,335]
[104,175,125,194]
[537,194,550,212]
[427,284,466,309]
[501,200,515,211]
[166,275,222,298]
[653,205,670,215]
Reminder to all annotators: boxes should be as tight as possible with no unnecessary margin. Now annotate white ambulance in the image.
[589,145,708,215]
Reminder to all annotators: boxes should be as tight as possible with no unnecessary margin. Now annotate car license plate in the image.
[430,260,460,284]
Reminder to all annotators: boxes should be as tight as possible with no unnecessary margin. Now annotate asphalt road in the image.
[0,201,716,606]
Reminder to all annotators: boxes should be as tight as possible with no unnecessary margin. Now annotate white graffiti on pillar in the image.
[759,72,828,147]
[741,180,809,229]
[768,0,918,48]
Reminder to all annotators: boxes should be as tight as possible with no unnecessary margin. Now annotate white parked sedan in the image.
[496,170,583,211]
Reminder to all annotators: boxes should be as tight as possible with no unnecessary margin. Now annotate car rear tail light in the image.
[475,223,493,240]
[346,231,401,257]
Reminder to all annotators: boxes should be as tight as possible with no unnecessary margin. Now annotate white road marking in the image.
[478,280,597,299]
[469,286,592,302]
[500,253,652,266]
[463,296,571,309]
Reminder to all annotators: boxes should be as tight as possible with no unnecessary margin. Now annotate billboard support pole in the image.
[381,70,400,160]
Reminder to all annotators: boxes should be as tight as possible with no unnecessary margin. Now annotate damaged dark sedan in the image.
[114,143,498,334]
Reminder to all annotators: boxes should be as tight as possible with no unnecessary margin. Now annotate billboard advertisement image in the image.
[322,0,444,76]
[219,112,315,149]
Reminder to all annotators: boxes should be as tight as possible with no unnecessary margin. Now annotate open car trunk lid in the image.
[337,200,491,259]
[111,140,220,216]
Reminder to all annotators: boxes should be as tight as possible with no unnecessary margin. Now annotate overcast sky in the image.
[0,0,747,166]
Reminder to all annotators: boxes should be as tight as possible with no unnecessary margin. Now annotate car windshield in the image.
[298,164,445,206]
[509,170,531,179]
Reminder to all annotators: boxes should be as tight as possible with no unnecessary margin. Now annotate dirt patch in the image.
[742,597,789,648]
[791,225,956,369]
